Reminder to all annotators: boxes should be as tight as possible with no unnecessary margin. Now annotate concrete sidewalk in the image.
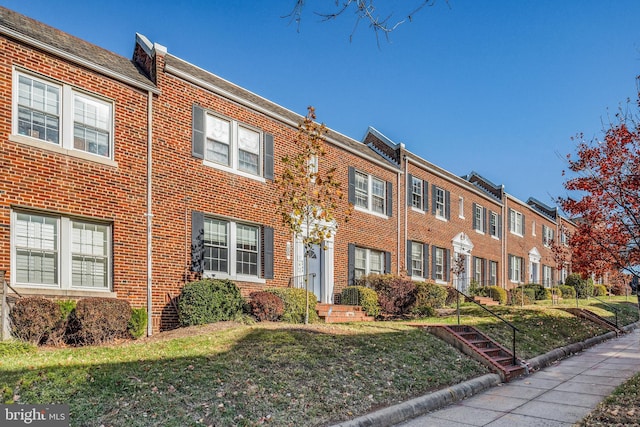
[396,326,640,427]
[331,324,640,427]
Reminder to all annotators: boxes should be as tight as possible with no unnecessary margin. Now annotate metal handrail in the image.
[451,286,520,366]
[590,295,619,328]
[287,273,316,289]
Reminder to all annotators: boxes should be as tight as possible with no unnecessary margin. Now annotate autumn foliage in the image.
[559,80,640,281]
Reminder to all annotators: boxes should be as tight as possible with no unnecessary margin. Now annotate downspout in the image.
[403,155,408,275]
[397,167,402,275]
[146,90,154,336]
[501,187,506,289]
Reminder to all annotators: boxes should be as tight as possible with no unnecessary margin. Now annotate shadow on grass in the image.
[0,325,488,427]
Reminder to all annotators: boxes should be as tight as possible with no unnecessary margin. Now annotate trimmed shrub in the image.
[248,291,284,322]
[558,285,576,298]
[264,288,319,323]
[10,297,60,345]
[565,273,594,299]
[486,286,507,305]
[68,298,131,345]
[340,286,381,317]
[178,279,245,326]
[47,300,77,346]
[412,282,447,316]
[356,274,416,317]
[128,307,148,339]
[524,284,552,300]
[593,284,608,297]
[508,288,534,305]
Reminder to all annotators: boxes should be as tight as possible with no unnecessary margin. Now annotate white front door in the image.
[294,235,335,304]
[305,243,323,301]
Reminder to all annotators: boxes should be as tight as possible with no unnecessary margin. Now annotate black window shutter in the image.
[483,259,489,286]
[348,167,356,205]
[264,133,274,180]
[386,181,393,217]
[423,244,429,278]
[483,207,488,233]
[522,214,526,235]
[498,214,503,238]
[445,249,451,281]
[385,251,392,274]
[431,184,437,215]
[423,180,428,211]
[508,255,513,281]
[191,211,205,273]
[406,240,413,276]
[407,174,413,206]
[192,104,205,159]
[431,246,437,280]
[263,226,274,279]
[472,203,478,230]
[445,190,451,220]
[348,243,355,285]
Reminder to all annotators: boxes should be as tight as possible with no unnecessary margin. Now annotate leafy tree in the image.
[275,106,352,323]
[559,80,640,282]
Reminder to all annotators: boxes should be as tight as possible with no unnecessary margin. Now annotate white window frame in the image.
[509,255,523,283]
[411,242,424,278]
[489,211,499,239]
[11,210,112,291]
[354,171,387,217]
[474,204,484,233]
[411,177,423,211]
[13,70,114,162]
[473,257,483,284]
[489,261,498,286]
[435,187,446,220]
[509,209,524,236]
[543,225,555,248]
[532,221,536,236]
[542,265,553,288]
[202,217,263,282]
[434,247,445,282]
[354,246,385,279]
[458,196,464,219]
[202,112,264,181]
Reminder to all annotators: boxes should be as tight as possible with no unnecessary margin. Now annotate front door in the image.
[305,243,323,301]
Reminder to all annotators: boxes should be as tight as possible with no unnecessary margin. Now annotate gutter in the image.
[146,90,154,336]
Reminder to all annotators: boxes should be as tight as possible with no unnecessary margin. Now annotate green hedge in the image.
[178,279,245,326]
[340,286,381,317]
[558,285,576,298]
[128,307,148,339]
[486,286,507,305]
[264,288,319,323]
[412,282,447,316]
[593,284,608,297]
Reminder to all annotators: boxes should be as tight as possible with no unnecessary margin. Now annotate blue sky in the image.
[5,1,640,207]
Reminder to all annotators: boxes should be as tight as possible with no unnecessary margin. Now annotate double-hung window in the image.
[12,211,111,290]
[434,247,445,281]
[473,257,484,284]
[350,168,390,216]
[203,218,260,279]
[542,265,553,288]
[509,255,523,283]
[411,176,423,210]
[489,261,498,286]
[204,114,262,176]
[15,72,113,159]
[473,203,486,233]
[542,225,555,247]
[354,247,385,279]
[411,242,424,277]
[435,187,446,218]
[489,211,500,238]
[509,209,524,236]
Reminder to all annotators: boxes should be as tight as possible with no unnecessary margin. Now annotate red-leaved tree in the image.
[559,78,640,282]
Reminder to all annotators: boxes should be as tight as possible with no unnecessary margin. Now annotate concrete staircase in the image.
[427,325,527,382]
[316,303,375,323]
[562,308,624,336]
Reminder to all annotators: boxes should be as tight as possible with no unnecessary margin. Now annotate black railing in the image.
[589,295,619,328]
[287,273,316,290]
[451,287,520,366]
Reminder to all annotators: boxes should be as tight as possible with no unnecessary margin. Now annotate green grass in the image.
[1,297,637,427]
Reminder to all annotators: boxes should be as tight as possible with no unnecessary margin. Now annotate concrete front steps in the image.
[426,325,527,382]
[562,308,624,336]
[316,303,374,323]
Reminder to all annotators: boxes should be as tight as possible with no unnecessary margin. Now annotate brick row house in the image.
[0,7,574,334]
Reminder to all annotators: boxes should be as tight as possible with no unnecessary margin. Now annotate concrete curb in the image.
[329,320,640,427]
[330,373,501,427]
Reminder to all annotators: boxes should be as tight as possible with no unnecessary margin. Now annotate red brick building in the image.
[0,7,575,334]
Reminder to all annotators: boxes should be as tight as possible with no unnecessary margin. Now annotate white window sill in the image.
[435,279,448,285]
[491,235,500,240]
[411,275,425,282]
[204,272,266,284]
[510,231,523,238]
[411,206,425,214]
[354,206,389,219]
[435,215,448,222]
[10,134,118,167]
[474,229,485,235]
[9,285,116,298]
[202,159,266,183]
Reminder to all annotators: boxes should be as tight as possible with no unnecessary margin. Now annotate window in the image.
[509,209,524,236]
[542,225,555,247]
[411,242,424,277]
[509,255,523,283]
[15,72,113,159]
[489,261,498,286]
[489,211,500,238]
[430,184,450,220]
[459,197,464,218]
[473,257,484,284]
[12,211,111,290]
[560,227,569,246]
[354,247,385,279]
[350,168,390,216]
[204,113,262,176]
[203,218,260,278]
[411,176,423,210]
[433,247,448,282]
[473,203,486,233]
[542,265,553,288]
[532,221,536,236]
